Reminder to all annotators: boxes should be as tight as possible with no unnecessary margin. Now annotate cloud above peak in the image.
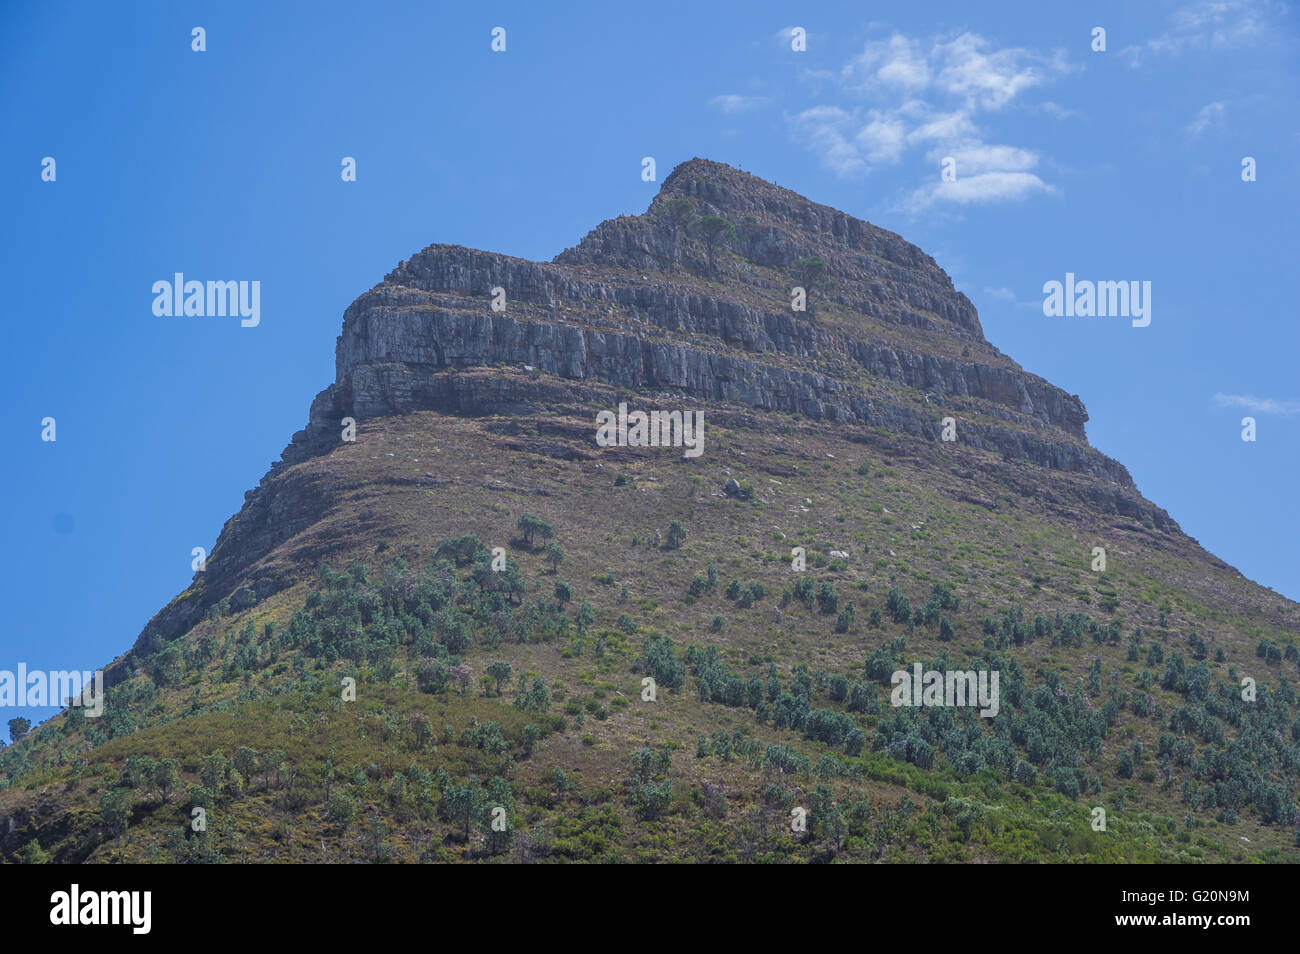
[789,30,1069,210]
[842,31,1070,109]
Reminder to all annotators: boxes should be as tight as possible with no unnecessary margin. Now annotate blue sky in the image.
[3,0,1297,738]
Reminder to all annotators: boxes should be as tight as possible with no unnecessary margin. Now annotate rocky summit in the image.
[4,159,1298,864]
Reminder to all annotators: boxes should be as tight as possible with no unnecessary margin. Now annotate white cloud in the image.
[1122,0,1282,66]
[856,112,909,163]
[931,33,1061,110]
[906,110,979,144]
[844,34,931,91]
[709,94,770,114]
[787,30,1069,210]
[931,144,1039,176]
[904,172,1056,212]
[983,286,1018,301]
[1186,101,1226,135]
[790,106,870,177]
[1212,393,1300,415]
[841,31,1065,108]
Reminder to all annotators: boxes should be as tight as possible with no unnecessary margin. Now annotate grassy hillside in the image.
[3,403,1298,863]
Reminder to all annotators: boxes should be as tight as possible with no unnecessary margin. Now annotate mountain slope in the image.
[3,159,1297,864]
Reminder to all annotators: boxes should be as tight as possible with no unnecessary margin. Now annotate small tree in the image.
[817,581,839,615]
[666,520,687,550]
[99,788,131,862]
[366,812,392,862]
[501,564,526,605]
[21,839,50,864]
[517,513,539,547]
[486,662,512,696]
[418,657,449,693]
[7,717,30,743]
[200,752,228,795]
[544,543,564,573]
[123,754,156,793]
[261,749,287,789]
[152,758,180,804]
[442,779,484,844]
[327,791,356,829]
[449,664,473,695]
[517,514,554,549]
[576,601,595,636]
[233,747,258,785]
[409,712,433,748]
[151,643,185,687]
[689,215,737,272]
[484,776,515,855]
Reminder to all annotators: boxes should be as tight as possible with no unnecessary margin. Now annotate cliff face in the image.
[123,158,1177,663]
[300,160,1102,466]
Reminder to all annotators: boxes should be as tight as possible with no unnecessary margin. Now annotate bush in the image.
[1116,750,1134,779]
[886,587,912,623]
[641,636,686,688]
[666,521,687,550]
[327,792,356,826]
[829,674,849,702]
[817,582,839,615]
[1012,760,1038,786]
[517,514,554,549]
[417,657,449,693]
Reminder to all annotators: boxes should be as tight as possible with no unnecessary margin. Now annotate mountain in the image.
[4,158,1298,864]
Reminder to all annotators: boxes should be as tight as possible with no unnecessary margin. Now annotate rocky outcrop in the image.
[294,161,1091,457]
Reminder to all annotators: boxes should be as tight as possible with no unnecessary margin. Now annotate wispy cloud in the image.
[1030,101,1077,120]
[774,26,803,47]
[905,172,1055,212]
[1213,392,1300,415]
[1121,0,1282,67]
[788,30,1070,211]
[709,94,770,114]
[1186,101,1226,136]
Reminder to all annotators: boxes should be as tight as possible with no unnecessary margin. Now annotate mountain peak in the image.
[120,160,1185,663]
[306,159,1119,481]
